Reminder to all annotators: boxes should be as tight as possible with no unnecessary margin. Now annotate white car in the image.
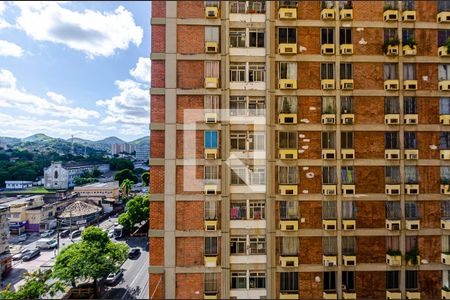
[106,269,123,284]
[12,249,31,260]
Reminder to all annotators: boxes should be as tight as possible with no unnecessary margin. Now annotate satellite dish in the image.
[315,276,321,283]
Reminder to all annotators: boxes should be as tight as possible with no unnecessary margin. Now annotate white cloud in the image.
[0,40,23,57]
[14,2,143,58]
[46,91,69,104]
[0,2,5,14]
[0,69,100,120]
[130,57,150,83]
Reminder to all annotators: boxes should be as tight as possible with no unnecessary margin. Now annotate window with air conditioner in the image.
[341,166,355,184]
[403,63,416,80]
[279,201,298,220]
[385,132,400,149]
[321,28,335,45]
[204,166,219,184]
[205,131,218,149]
[205,201,217,220]
[249,29,265,48]
[438,0,450,13]
[279,62,297,80]
[403,0,415,10]
[322,97,335,114]
[385,166,401,184]
[341,96,354,114]
[404,97,417,114]
[340,63,353,80]
[323,201,337,221]
[385,97,400,114]
[249,63,265,82]
[205,61,220,78]
[441,132,450,150]
[204,273,218,294]
[405,166,418,184]
[405,201,419,220]
[321,63,335,80]
[249,236,266,255]
[279,96,298,114]
[322,166,337,184]
[438,30,450,48]
[439,65,450,81]
[231,272,247,289]
[279,132,298,149]
[404,132,417,149]
[341,132,354,149]
[322,132,336,149]
[230,29,246,47]
[204,95,219,113]
[342,201,356,220]
[249,272,266,289]
[205,237,218,256]
[406,270,418,290]
[386,201,402,220]
[324,271,337,292]
[230,63,246,82]
[342,271,355,292]
[323,237,338,256]
[384,63,398,80]
[205,26,220,44]
[342,236,356,255]
[280,272,299,293]
[386,271,400,290]
[231,236,247,255]
[280,237,299,256]
[278,166,299,184]
[340,28,352,45]
[442,201,450,219]
[278,27,297,44]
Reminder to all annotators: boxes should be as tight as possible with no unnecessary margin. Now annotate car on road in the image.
[40,230,55,238]
[36,238,57,250]
[13,249,31,260]
[70,230,82,239]
[18,233,28,242]
[22,248,40,261]
[60,229,70,238]
[106,269,123,285]
[128,248,141,259]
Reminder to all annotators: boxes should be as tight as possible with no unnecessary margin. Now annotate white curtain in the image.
[384,64,398,80]
[403,64,415,80]
[439,65,450,81]
[287,62,297,79]
[281,237,299,255]
[205,61,220,77]
[205,26,219,43]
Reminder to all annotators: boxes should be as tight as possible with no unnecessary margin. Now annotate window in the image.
[204,95,219,113]
[230,96,265,116]
[230,96,246,116]
[249,29,265,47]
[322,97,335,114]
[341,166,355,184]
[342,271,355,291]
[438,30,450,46]
[248,63,265,82]
[279,132,297,149]
[248,1,266,13]
[204,166,219,183]
[249,236,266,254]
[231,272,247,289]
[248,97,265,116]
[322,132,336,149]
[443,235,450,252]
[54,171,58,179]
[385,132,399,149]
[404,97,417,114]
[278,166,299,184]
[230,63,246,82]
[386,236,400,252]
[278,27,297,44]
[342,236,356,255]
[231,132,247,150]
[249,201,265,220]
[441,133,450,149]
[279,62,297,80]
[231,167,246,185]
[402,28,414,41]
[205,201,217,220]
[323,237,337,256]
[205,26,220,43]
[322,201,337,220]
[403,0,415,10]
[248,133,265,151]
[384,28,397,42]
[205,237,218,255]
[339,0,352,8]
[405,166,418,184]
[438,0,450,13]
[406,271,418,290]
[385,97,399,114]
[442,201,450,219]
[386,271,400,290]
[204,273,218,293]
[321,28,334,44]
[404,132,417,149]
[324,272,337,291]
[205,131,218,149]
[384,0,398,9]
[322,166,336,184]
[321,63,335,80]
[384,63,398,80]
[340,28,352,45]
[230,29,246,47]
[279,96,298,113]
[279,201,298,220]
[385,166,400,184]
[231,201,247,219]
[442,167,450,183]
[406,236,418,252]
[439,65,450,81]
[340,63,353,80]
[231,236,247,255]
[403,63,416,80]
[342,201,356,220]
[249,272,265,289]
[341,96,353,114]
[322,0,334,9]
[230,1,246,13]
[205,61,220,78]
[405,201,419,220]
[280,237,299,256]
[385,201,402,220]
[249,167,265,185]
[341,132,354,149]
[280,272,299,293]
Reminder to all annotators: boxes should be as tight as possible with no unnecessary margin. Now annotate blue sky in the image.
[0,1,151,142]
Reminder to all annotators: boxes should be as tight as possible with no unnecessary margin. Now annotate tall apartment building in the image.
[111,143,136,155]
[149,1,450,299]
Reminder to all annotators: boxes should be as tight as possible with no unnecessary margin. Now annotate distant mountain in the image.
[22,134,56,143]
[130,136,150,145]
[0,136,20,144]
[95,136,126,147]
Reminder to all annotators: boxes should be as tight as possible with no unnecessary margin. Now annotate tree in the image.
[0,270,64,299]
[141,172,149,186]
[74,177,97,186]
[53,227,128,298]
[120,179,133,198]
[114,169,138,185]
[118,195,150,231]
[109,158,134,171]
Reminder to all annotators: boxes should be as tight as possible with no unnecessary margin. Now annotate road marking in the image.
[121,257,148,299]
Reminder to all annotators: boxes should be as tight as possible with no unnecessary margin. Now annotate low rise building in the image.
[5,181,33,190]
[0,205,12,277]
[73,181,119,200]
[44,161,110,189]
[9,196,56,233]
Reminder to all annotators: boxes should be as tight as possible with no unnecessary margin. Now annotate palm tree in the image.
[120,179,133,199]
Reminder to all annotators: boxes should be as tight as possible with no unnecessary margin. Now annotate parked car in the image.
[22,248,40,261]
[60,230,70,238]
[13,249,31,260]
[106,269,123,285]
[70,230,82,239]
[18,234,28,242]
[40,230,55,238]
[128,248,141,259]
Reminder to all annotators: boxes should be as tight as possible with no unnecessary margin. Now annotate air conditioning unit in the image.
[439,46,450,57]
[279,149,298,160]
[441,150,450,160]
[321,79,335,90]
[385,149,400,160]
[204,294,218,300]
[321,8,335,20]
[342,220,356,230]
[322,149,336,160]
[340,44,353,55]
[279,79,297,89]
[279,7,297,20]
[406,219,420,230]
[322,184,337,195]
[321,44,335,55]
[405,184,419,195]
[279,185,298,195]
[387,45,399,56]
[385,114,400,125]
[442,219,450,230]
[441,184,450,195]
[205,77,219,89]
[322,255,337,266]
[204,148,218,159]
[343,255,356,266]
[279,113,297,124]
[340,79,354,90]
[385,184,401,195]
[406,291,420,300]
[383,9,399,21]
[280,256,299,267]
[323,292,338,300]
[341,113,354,125]
[323,219,337,230]
[343,292,357,300]
[279,293,299,299]
[280,220,299,231]
[386,291,402,300]
[321,113,336,124]
[443,289,450,300]
[386,254,402,266]
[384,80,400,90]
[404,149,419,160]
[204,112,218,123]
[340,9,353,20]
[342,184,355,195]
[440,115,450,125]
[279,43,297,54]
[204,256,218,267]
[437,11,450,23]
[402,45,417,56]
[341,149,355,159]
[204,220,218,231]
[386,219,401,230]
[205,7,219,18]
[402,10,416,21]
[404,114,418,125]
[403,80,418,90]
[439,80,450,91]
[205,41,218,53]
[204,184,218,195]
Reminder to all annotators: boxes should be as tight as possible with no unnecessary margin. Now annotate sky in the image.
[0,1,151,142]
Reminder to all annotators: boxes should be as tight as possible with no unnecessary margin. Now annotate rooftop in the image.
[58,200,101,218]
[74,181,119,190]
